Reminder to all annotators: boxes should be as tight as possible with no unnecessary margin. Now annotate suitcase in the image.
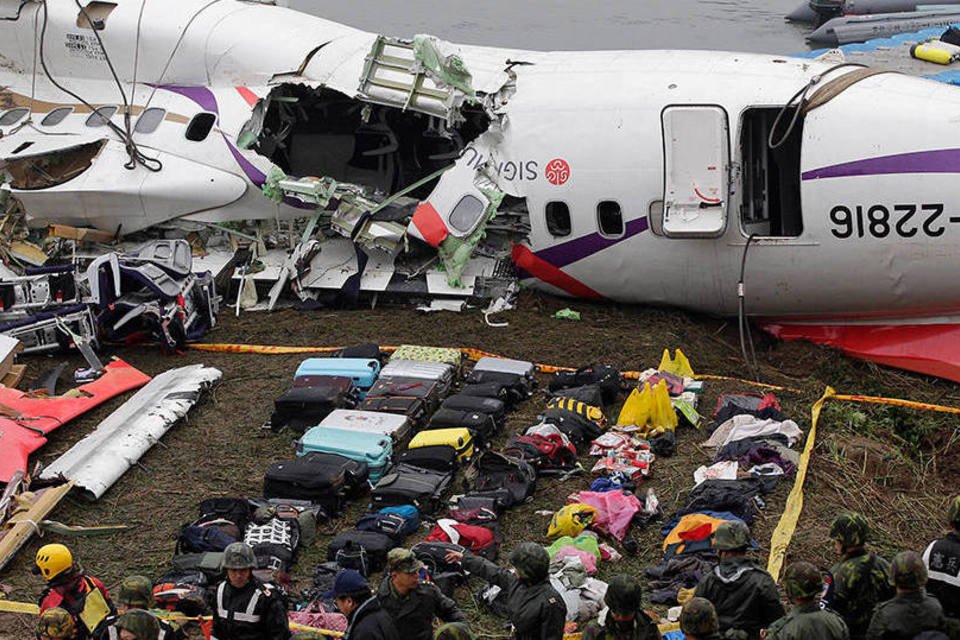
[459,382,510,404]
[464,369,533,404]
[397,446,458,474]
[550,384,605,408]
[379,360,455,396]
[358,396,428,426]
[389,345,462,368]
[366,375,443,413]
[370,463,452,514]
[269,385,356,433]
[427,408,498,445]
[327,530,395,575]
[292,375,356,392]
[335,343,382,360]
[408,428,474,463]
[263,452,368,512]
[473,356,536,379]
[295,358,381,392]
[297,426,392,484]
[318,409,413,445]
[440,394,506,428]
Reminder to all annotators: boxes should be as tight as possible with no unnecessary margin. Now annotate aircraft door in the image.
[661,105,729,238]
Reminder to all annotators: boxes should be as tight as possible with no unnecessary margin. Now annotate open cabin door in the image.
[661,105,729,238]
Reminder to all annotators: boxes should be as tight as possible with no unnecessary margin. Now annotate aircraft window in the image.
[85,106,117,127]
[185,113,217,142]
[597,200,624,237]
[449,194,486,233]
[76,2,116,30]
[135,108,166,134]
[41,107,73,127]
[0,108,29,126]
[545,201,572,237]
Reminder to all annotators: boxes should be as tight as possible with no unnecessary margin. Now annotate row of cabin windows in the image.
[0,107,216,141]
[545,200,624,238]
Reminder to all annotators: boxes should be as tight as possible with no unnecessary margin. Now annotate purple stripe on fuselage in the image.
[534,217,649,268]
[802,148,960,180]
[153,84,220,116]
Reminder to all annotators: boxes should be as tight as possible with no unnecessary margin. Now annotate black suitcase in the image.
[358,395,429,426]
[440,394,506,428]
[269,386,355,433]
[464,369,532,404]
[370,463,452,514]
[459,382,510,404]
[397,445,458,474]
[367,375,443,413]
[427,408,498,445]
[292,375,357,392]
[263,452,369,513]
[327,530,395,575]
[550,384,605,408]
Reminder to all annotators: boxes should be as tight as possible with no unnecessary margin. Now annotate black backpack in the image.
[470,452,536,509]
[548,365,622,404]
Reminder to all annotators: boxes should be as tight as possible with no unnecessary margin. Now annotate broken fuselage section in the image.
[239,35,529,304]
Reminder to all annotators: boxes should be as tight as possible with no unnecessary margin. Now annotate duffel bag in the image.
[356,504,420,540]
[503,434,578,474]
[550,384,606,408]
[197,497,253,531]
[541,408,604,448]
[548,365,622,404]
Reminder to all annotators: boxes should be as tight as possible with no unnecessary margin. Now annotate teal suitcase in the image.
[295,358,381,393]
[296,426,392,484]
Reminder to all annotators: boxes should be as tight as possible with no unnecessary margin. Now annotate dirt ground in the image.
[0,290,957,638]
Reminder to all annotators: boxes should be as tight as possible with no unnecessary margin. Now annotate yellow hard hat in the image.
[34,544,73,581]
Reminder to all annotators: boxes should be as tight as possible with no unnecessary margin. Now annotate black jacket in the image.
[462,552,566,640]
[924,531,960,620]
[376,578,465,640]
[211,577,290,640]
[345,596,400,640]
[694,555,785,640]
[866,590,948,640]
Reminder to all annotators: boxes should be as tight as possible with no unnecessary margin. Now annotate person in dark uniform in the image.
[112,610,160,640]
[376,548,465,640]
[211,542,290,640]
[823,512,894,640]
[693,520,784,640]
[97,575,183,640]
[764,561,849,640]
[924,495,960,622]
[866,550,948,640]
[680,597,722,640]
[332,569,399,640]
[581,574,659,640]
[445,542,566,640]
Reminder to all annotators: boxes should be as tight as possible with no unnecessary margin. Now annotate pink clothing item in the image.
[574,490,642,541]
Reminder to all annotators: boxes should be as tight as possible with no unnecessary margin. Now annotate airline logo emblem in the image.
[545,158,571,185]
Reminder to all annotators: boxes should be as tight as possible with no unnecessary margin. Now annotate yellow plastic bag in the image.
[617,384,651,427]
[658,348,695,378]
[649,379,678,432]
[547,503,598,539]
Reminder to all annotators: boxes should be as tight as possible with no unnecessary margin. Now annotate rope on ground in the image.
[767,387,960,579]
[693,374,800,393]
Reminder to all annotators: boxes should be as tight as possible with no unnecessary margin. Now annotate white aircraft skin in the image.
[2,0,960,324]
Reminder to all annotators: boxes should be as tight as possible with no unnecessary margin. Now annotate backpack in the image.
[471,452,536,509]
[197,497,253,530]
[152,571,209,616]
[327,531,395,575]
[424,521,498,559]
[176,524,237,554]
[548,365,622,404]
[541,408,604,448]
[355,505,420,540]
[503,434,578,474]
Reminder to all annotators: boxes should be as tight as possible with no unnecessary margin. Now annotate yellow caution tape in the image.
[767,386,960,579]
[693,374,800,393]
[0,600,40,615]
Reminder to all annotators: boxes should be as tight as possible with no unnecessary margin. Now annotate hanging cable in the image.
[37,0,160,171]
[738,233,759,377]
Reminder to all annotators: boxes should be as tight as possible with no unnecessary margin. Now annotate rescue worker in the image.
[97,575,183,640]
[923,495,960,621]
[38,607,77,640]
[331,569,399,640]
[823,512,894,640]
[764,561,849,640]
[211,542,290,640]
[434,623,476,640]
[113,610,160,640]
[693,520,784,640]
[680,597,722,640]
[376,548,466,640]
[35,543,115,640]
[581,574,659,640]
[866,550,948,640]
[444,543,566,640]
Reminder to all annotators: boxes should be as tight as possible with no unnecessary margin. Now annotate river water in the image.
[290,0,815,54]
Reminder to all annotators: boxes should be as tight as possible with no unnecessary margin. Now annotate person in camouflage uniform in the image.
[444,543,566,640]
[96,576,183,640]
[680,597,722,640]
[581,574,659,640]
[765,561,849,640]
[113,610,160,640]
[693,520,784,640]
[823,512,895,640]
[434,623,476,640]
[38,607,77,640]
[376,548,466,640]
[866,551,948,640]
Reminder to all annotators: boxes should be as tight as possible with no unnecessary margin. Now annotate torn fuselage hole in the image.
[248,84,490,198]
[1,139,106,190]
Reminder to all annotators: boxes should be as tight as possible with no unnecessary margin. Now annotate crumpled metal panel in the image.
[39,364,222,499]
